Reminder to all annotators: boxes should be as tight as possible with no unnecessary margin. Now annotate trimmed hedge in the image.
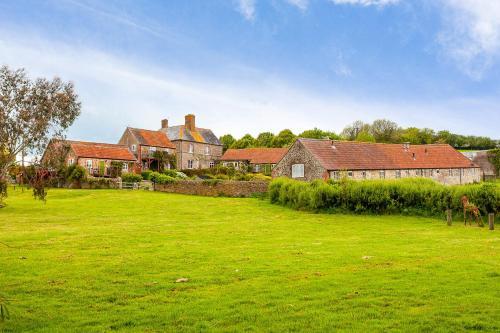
[269,178,499,217]
[121,173,143,183]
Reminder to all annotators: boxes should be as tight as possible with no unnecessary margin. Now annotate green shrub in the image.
[68,165,86,182]
[121,173,142,183]
[141,170,153,180]
[149,172,162,183]
[155,174,176,184]
[269,178,499,216]
[162,169,179,178]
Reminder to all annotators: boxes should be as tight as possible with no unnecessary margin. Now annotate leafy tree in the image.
[369,119,401,143]
[255,132,275,147]
[272,129,296,147]
[232,134,256,149]
[299,128,340,140]
[0,66,81,205]
[488,149,500,177]
[341,121,369,140]
[219,134,236,152]
[355,131,376,142]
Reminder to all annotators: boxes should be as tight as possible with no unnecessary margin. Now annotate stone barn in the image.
[272,138,481,185]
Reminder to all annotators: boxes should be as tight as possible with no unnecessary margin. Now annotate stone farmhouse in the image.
[272,138,481,185]
[160,114,223,170]
[42,140,137,177]
[118,127,176,172]
[221,148,288,175]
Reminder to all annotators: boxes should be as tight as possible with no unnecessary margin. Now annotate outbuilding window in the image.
[292,164,304,178]
[331,171,339,180]
[347,171,353,178]
[396,170,401,178]
[379,170,385,179]
[361,171,367,179]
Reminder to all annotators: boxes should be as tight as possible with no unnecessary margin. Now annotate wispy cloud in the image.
[329,0,401,7]
[236,0,256,21]
[285,0,310,11]
[437,0,500,80]
[1,30,498,142]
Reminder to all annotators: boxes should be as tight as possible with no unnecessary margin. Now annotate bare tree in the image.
[0,66,81,205]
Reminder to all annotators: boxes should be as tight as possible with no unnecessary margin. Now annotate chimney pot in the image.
[185,114,196,131]
[161,119,168,129]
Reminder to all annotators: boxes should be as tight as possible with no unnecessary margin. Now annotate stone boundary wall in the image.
[154,180,269,197]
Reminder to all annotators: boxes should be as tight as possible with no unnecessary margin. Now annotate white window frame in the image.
[150,146,156,152]
[255,164,261,172]
[347,171,353,178]
[209,161,215,168]
[188,144,194,154]
[131,144,137,152]
[361,171,367,179]
[187,160,194,169]
[379,170,385,179]
[86,160,93,169]
[68,158,74,165]
[291,164,304,178]
[205,146,210,155]
[122,163,128,171]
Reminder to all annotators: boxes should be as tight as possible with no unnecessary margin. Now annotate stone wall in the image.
[272,140,327,181]
[154,180,269,197]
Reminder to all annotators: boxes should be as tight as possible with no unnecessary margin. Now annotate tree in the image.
[255,132,275,147]
[0,66,81,206]
[232,134,256,149]
[272,129,296,147]
[355,131,376,142]
[369,119,401,143]
[299,128,340,140]
[341,121,369,141]
[219,134,236,152]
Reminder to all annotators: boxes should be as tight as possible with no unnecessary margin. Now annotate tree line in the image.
[219,119,499,151]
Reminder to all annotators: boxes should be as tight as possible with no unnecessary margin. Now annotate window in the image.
[131,144,137,152]
[348,171,353,178]
[187,160,194,169]
[150,146,156,152]
[255,164,261,172]
[188,144,194,153]
[122,163,128,171]
[331,171,339,180]
[209,161,215,168]
[205,146,210,155]
[86,160,92,169]
[449,169,453,176]
[405,170,410,177]
[396,170,401,179]
[361,171,367,179]
[292,164,304,178]
[379,170,385,179]
[68,158,74,165]
[271,164,276,169]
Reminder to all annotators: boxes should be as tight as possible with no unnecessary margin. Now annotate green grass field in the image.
[1,188,499,332]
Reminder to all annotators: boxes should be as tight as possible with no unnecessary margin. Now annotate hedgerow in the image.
[121,173,143,183]
[269,178,499,217]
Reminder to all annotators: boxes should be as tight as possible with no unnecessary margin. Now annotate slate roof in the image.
[221,148,289,164]
[299,138,478,171]
[67,141,136,161]
[128,128,176,149]
[164,125,221,145]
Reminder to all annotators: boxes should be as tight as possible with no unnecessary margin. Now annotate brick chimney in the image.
[161,119,168,129]
[185,114,195,131]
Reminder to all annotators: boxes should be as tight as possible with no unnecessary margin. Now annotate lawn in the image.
[1,188,499,332]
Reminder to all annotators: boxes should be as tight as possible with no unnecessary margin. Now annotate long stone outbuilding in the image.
[272,138,481,185]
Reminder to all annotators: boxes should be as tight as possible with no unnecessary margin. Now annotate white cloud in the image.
[329,0,400,7]
[236,0,256,21]
[0,31,498,146]
[437,0,500,80]
[285,0,309,11]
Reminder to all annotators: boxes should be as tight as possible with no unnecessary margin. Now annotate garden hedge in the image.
[269,178,499,217]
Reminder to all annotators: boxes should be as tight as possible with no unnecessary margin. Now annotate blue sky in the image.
[0,0,499,141]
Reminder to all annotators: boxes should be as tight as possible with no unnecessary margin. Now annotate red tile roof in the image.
[221,148,288,164]
[299,138,478,170]
[68,141,136,161]
[128,128,176,149]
